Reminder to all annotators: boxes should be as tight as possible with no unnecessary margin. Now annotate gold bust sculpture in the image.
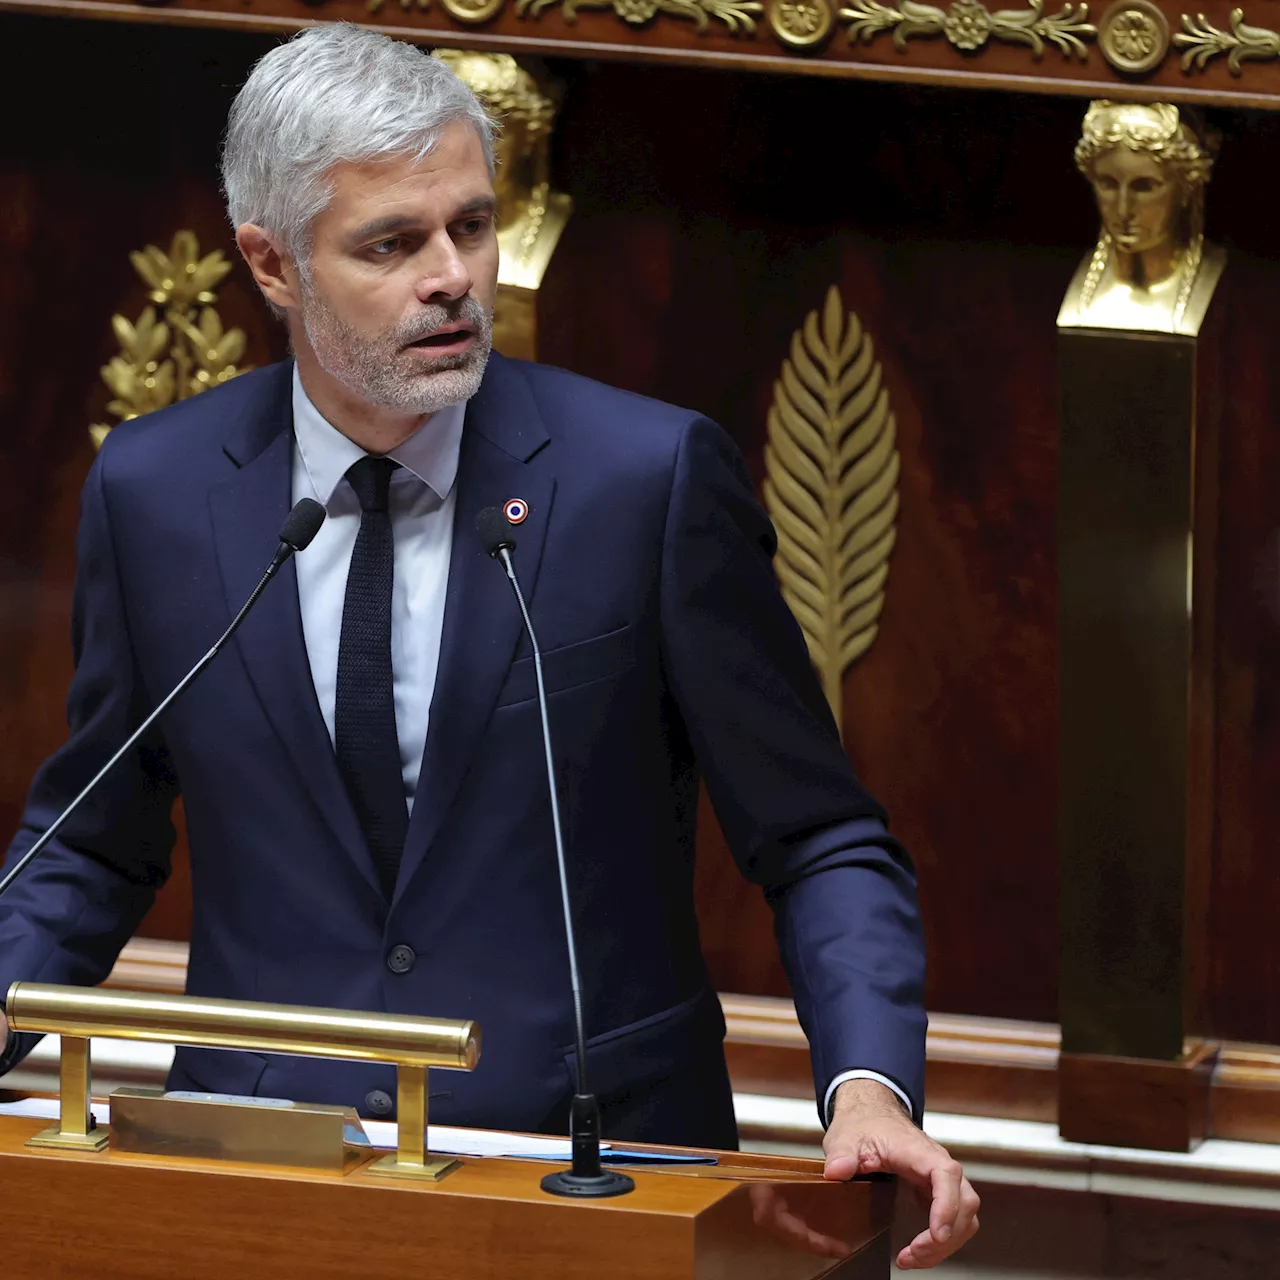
[432,51,571,297]
[1058,100,1225,336]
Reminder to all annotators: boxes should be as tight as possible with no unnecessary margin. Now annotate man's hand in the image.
[824,1079,979,1270]
[0,1010,7,1055]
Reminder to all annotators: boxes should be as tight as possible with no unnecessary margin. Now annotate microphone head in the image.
[279,498,327,553]
[476,506,516,557]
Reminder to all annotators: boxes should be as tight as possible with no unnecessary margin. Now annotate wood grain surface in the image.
[0,1114,892,1279]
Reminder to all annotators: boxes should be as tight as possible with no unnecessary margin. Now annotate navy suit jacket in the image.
[0,354,926,1147]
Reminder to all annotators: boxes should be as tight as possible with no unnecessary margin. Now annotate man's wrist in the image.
[826,1071,914,1124]
[833,1078,905,1115]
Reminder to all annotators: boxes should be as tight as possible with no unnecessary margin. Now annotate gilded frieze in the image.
[1176,8,1280,74]
[839,0,1097,60]
[516,0,763,33]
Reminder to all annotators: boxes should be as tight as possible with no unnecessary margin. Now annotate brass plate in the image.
[110,1088,370,1173]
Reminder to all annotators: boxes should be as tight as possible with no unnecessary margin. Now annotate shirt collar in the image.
[291,365,467,505]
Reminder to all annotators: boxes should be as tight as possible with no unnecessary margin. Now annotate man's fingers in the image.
[897,1214,980,1270]
[947,1178,981,1249]
[822,1153,861,1181]
[822,1113,981,1267]
[926,1158,966,1240]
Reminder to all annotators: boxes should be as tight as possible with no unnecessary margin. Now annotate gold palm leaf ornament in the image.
[763,286,900,735]
[90,231,249,448]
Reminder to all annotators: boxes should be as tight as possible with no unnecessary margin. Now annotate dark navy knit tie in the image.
[335,455,407,898]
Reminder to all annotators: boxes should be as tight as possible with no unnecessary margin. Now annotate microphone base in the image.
[540,1168,636,1198]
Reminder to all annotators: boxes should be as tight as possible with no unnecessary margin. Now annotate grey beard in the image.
[300,287,493,416]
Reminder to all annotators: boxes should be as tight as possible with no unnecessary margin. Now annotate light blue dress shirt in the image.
[290,369,465,810]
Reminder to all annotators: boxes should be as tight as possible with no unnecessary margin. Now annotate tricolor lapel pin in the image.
[503,498,529,525]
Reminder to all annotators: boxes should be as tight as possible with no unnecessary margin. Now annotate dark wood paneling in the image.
[542,68,1085,1019]
[0,17,284,939]
[3,16,1280,1042]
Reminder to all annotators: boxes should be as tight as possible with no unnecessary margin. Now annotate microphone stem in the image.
[0,552,289,902]
[496,547,590,1099]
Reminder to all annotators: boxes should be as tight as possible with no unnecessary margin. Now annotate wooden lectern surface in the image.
[0,1115,893,1278]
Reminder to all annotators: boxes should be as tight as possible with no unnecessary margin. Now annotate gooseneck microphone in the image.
[475,507,635,1199]
[0,498,327,903]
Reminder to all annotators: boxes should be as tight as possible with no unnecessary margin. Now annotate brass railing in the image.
[5,982,479,1178]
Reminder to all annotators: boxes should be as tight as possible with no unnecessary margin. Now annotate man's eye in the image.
[457,218,489,237]
[370,238,403,256]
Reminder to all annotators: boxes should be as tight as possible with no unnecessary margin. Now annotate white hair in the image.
[222,25,496,259]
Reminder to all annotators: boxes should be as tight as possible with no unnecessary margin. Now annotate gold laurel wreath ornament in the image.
[764,287,900,735]
[90,231,249,448]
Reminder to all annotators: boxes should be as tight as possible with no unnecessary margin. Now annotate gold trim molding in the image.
[366,0,431,14]
[763,287,900,735]
[515,0,764,34]
[1176,8,1280,75]
[840,0,1096,59]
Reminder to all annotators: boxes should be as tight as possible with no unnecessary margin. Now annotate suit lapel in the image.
[207,363,381,899]
[395,356,554,901]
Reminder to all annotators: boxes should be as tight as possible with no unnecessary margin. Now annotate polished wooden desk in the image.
[0,1114,892,1278]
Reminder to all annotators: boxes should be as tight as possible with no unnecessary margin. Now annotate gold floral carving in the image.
[1175,8,1280,73]
[1098,0,1170,71]
[840,0,1096,58]
[90,232,248,449]
[441,0,507,20]
[763,287,900,734]
[516,0,764,35]
[366,0,431,14]
[770,0,837,45]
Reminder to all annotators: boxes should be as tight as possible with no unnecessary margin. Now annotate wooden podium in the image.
[0,984,892,1277]
[0,1114,893,1278]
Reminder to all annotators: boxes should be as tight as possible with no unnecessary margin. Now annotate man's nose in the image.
[416,234,473,302]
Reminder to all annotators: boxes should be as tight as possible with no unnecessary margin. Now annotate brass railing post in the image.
[366,1062,458,1181]
[28,1035,109,1151]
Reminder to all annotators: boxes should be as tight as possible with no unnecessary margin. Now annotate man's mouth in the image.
[406,326,473,350]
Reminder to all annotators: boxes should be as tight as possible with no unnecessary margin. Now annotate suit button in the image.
[387,944,416,975]
[365,1089,394,1117]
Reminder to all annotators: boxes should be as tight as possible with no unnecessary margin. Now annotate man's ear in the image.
[235,224,302,312]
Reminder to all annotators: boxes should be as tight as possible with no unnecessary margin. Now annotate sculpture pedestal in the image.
[1056,305,1224,1151]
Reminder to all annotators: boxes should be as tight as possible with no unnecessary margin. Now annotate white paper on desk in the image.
[0,1098,109,1125]
[362,1120,606,1160]
[0,1098,596,1161]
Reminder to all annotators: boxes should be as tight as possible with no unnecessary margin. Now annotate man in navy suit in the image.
[0,25,976,1267]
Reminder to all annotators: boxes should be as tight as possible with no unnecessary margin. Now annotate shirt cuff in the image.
[823,1070,914,1125]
